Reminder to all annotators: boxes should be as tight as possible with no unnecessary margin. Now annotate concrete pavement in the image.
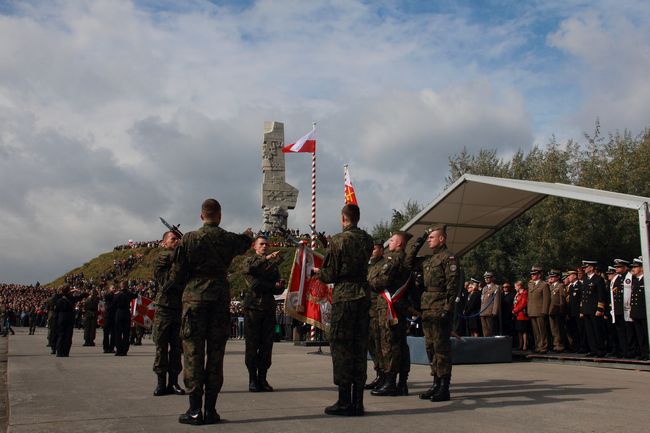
[5,328,650,433]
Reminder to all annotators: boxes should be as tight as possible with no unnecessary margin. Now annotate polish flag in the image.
[131,295,156,328]
[344,164,358,205]
[282,125,316,153]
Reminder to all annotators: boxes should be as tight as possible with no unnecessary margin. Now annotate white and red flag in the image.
[344,164,358,206]
[131,294,156,328]
[284,242,331,332]
[282,125,316,153]
[97,300,106,327]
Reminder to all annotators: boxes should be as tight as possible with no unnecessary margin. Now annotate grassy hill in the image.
[47,245,307,297]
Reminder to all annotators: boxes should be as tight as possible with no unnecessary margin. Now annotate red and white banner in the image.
[344,164,358,205]
[131,295,156,328]
[284,242,332,332]
[282,125,316,153]
[97,300,106,327]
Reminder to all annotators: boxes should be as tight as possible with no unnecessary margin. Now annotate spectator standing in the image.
[512,281,529,351]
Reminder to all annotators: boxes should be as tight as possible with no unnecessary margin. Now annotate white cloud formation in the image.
[0,0,648,283]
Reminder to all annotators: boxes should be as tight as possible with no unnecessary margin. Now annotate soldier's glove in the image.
[414,233,427,250]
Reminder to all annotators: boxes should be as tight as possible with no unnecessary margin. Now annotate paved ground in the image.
[5,328,650,433]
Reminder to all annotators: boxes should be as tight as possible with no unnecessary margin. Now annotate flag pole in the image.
[310,122,317,250]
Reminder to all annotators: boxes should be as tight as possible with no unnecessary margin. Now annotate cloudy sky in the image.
[1,0,649,284]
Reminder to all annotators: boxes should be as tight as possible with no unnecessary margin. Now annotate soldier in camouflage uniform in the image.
[170,199,253,425]
[406,224,459,402]
[316,204,373,416]
[152,231,184,397]
[369,231,416,397]
[82,290,99,346]
[364,239,385,391]
[242,235,285,392]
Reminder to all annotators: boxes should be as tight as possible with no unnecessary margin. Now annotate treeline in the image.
[375,122,650,284]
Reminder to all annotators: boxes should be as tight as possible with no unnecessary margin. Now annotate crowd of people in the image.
[114,240,160,251]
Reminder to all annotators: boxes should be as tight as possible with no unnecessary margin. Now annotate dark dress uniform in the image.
[405,227,459,402]
[55,291,88,357]
[501,288,516,340]
[368,249,413,396]
[242,253,283,392]
[82,294,99,346]
[581,273,606,356]
[631,274,648,359]
[319,225,374,416]
[113,288,137,356]
[102,292,116,353]
[152,248,184,395]
[464,289,481,334]
[566,279,585,352]
[169,222,252,424]
[46,294,60,351]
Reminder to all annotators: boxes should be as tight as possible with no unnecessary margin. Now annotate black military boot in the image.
[153,373,168,396]
[257,370,274,392]
[396,373,409,396]
[178,393,203,425]
[419,375,440,400]
[167,374,185,395]
[324,384,353,416]
[371,371,398,396]
[248,369,259,392]
[431,376,450,402]
[364,370,383,390]
[351,383,365,416]
[203,395,220,424]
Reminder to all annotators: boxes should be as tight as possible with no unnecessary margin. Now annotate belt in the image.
[426,286,445,292]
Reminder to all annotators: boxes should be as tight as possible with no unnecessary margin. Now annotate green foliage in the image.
[372,200,423,241]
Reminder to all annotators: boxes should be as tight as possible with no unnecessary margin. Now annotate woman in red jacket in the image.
[512,280,530,351]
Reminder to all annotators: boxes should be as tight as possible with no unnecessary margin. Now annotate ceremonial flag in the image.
[344,164,358,205]
[97,300,105,327]
[131,294,156,328]
[284,242,332,332]
[282,125,316,153]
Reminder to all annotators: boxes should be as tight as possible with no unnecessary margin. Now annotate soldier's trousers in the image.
[83,313,97,344]
[480,316,498,337]
[47,316,56,347]
[55,313,75,356]
[152,307,182,376]
[583,315,603,354]
[368,312,383,372]
[422,309,452,378]
[103,316,115,352]
[633,319,649,359]
[377,307,409,375]
[548,314,565,351]
[244,308,275,373]
[181,301,230,399]
[530,316,548,352]
[114,310,131,355]
[613,315,629,356]
[329,298,370,387]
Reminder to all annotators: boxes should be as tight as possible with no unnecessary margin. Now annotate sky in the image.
[1,0,649,284]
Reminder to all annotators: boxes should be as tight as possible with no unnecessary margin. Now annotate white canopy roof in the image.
[400,174,650,258]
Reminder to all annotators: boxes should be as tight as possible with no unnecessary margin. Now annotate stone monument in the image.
[261,121,298,232]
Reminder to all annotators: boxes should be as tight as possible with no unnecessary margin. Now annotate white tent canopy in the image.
[400,174,650,335]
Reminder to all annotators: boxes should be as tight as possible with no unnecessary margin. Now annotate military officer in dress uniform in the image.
[613,259,636,358]
[479,272,500,337]
[565,270,584,352]
[527,266,550,353]
[580,260,606,357]
[547,270,566,352]
[630,257,648,360]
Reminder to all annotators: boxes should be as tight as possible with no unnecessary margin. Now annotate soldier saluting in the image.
[405,224,459,402]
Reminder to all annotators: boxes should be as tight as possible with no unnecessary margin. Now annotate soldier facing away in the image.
[242,235,285,392]
[169,198,253,425]
[405,224,459,402]
[152,231,185,396]
[315,204,374,416]
[82,290,99,346]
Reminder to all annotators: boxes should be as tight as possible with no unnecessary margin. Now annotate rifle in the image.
[159,217,183,239]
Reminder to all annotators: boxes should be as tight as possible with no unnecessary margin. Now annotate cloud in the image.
[0,0,648,283]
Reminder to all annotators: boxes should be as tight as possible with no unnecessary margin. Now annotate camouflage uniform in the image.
[368,250,413,395]
[170,223,252,412]
[406,229,459,401]
[242,254,283,390]
[152,248,183,387]
[82,293,99,346]
[319,225,373,415]
[366,256,384,383]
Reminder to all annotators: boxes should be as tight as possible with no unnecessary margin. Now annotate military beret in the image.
[425,224,447,234]
[470,277,481,284]
[547,269,561,277]
[613,258,630,267]
[581,260,598,267]
[392,231,413,242]
[483,271,494,278]
[605,266,616,274]
[530,266,543,274]
[631,257,643,267]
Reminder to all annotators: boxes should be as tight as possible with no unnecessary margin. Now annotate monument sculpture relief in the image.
[261,121,298,232]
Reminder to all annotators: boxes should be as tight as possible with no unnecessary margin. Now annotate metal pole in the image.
[311,150,317,249]
[638,202,650,342]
